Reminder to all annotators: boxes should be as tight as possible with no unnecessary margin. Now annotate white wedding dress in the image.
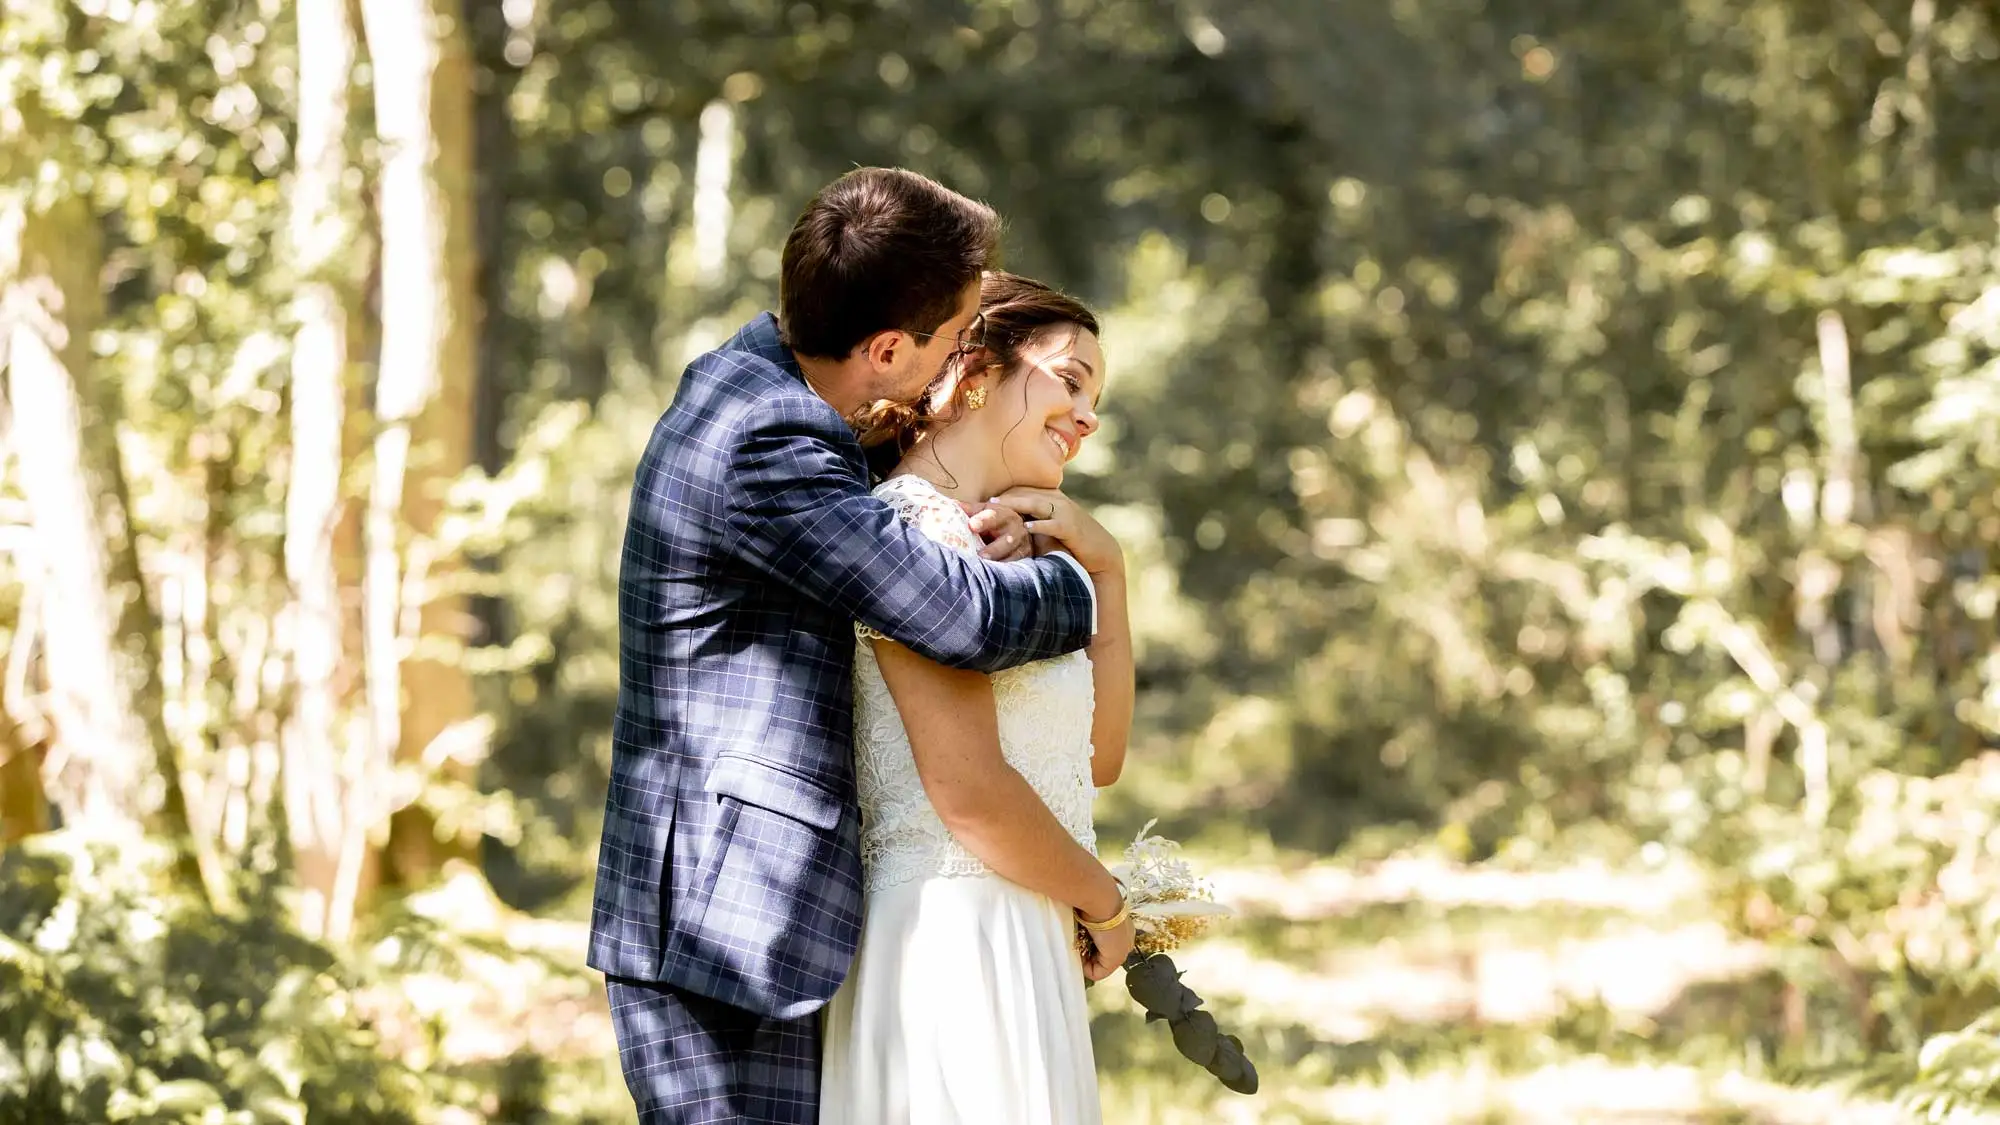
[818,473,1104,1125]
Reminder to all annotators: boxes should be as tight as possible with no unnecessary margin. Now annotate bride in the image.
[818,272,1135,1125]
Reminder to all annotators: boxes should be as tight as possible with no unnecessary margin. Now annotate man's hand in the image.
[989,488,1123,576]
[958,500,1034,562]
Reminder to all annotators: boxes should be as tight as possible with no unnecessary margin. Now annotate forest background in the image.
[7,0,2000,1121]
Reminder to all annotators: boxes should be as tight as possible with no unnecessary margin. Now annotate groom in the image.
[588,167,1118,1124]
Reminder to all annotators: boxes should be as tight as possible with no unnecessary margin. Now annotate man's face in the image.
[874,282,983,403]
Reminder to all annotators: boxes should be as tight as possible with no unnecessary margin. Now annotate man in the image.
[588,167,1121,1123]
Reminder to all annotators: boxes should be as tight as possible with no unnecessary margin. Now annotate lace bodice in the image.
[851,474,1098,893]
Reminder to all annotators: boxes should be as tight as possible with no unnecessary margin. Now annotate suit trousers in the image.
[606,974,821,1125]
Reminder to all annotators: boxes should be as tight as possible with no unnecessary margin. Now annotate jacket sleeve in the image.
[721,397,1094,672]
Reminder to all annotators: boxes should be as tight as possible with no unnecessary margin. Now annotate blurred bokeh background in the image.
[5,0,2000,1121]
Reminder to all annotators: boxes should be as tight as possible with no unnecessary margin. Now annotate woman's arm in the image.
[989,486,1135,787]
[1085,569,1133,787]
[872,640,1135,978]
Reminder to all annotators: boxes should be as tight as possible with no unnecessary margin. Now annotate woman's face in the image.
[980,326,1105,489]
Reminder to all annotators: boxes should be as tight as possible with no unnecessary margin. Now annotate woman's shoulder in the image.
[871,472,939,501]
[872,473,979,553]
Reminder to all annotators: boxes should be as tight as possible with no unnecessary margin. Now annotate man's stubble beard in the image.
[836,354,934,436]
[875,353,941,414]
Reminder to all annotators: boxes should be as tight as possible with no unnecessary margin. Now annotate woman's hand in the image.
[989,488,1123,576]
[1081,915,1136,982]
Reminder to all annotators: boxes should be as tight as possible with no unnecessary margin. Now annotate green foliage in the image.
[1907,1009,2000,1123]
[0,832,425,1124]
[1119,952,1258,1095]
[1675,751,2000,1078]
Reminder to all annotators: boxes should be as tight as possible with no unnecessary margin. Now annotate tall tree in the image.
[283,0,366,940]
[358,0,483,889]
[0,187,207,872]
[0,384,48,843]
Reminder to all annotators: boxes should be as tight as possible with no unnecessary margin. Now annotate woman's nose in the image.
[1076,405,1099,436]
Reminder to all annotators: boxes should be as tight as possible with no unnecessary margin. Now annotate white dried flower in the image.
[1101,819,1233,956]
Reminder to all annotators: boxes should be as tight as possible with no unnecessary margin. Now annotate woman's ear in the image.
[956,342,997,372]
[951,362,998,413]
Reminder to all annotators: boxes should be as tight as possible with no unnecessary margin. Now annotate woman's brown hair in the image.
[854,271,1099,458]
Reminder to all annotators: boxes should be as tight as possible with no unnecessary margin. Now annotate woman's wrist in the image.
[1078,873,1127,925]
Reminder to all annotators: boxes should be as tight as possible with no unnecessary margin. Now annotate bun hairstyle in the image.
[853,271,1100,458]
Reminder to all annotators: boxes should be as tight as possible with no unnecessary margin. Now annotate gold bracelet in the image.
[1076,879,1129,932]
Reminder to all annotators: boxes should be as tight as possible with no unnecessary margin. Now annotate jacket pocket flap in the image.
[705,755,845,832]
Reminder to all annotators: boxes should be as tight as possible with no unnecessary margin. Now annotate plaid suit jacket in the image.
[588,313,1096,1020]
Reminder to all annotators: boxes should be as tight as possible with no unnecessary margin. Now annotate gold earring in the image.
[966,386,988,410]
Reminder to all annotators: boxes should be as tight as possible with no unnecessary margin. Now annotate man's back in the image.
[590,315,868,1016]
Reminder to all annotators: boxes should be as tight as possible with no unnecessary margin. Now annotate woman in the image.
[818,273,1135,1125]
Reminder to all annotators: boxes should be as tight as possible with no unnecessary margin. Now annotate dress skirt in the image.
[818,873,1103,1125]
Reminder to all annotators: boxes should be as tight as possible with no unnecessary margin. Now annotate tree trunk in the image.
[358,0,481,891]
[0,197,180,836]
[283,0,365,941]
[0,387,50,844]
[0,729,47,843]
[467,0,516,653]
[468,0,513,480]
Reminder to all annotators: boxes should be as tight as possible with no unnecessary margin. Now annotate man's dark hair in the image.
[778,168,1001,360]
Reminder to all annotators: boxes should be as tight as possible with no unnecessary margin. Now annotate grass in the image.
[1088,850,1908,1125]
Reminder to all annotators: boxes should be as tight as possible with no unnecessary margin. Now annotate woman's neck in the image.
[893,424,1008,505]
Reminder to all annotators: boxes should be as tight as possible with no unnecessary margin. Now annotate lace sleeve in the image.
[877,476,981,553]
[857,476,980,641]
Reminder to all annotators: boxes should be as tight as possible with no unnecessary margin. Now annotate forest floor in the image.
[1092,850,1910,1124]
[417,850,1918,1124]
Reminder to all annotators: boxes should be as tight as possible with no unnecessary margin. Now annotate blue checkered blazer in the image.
[588,313,1096,1020]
